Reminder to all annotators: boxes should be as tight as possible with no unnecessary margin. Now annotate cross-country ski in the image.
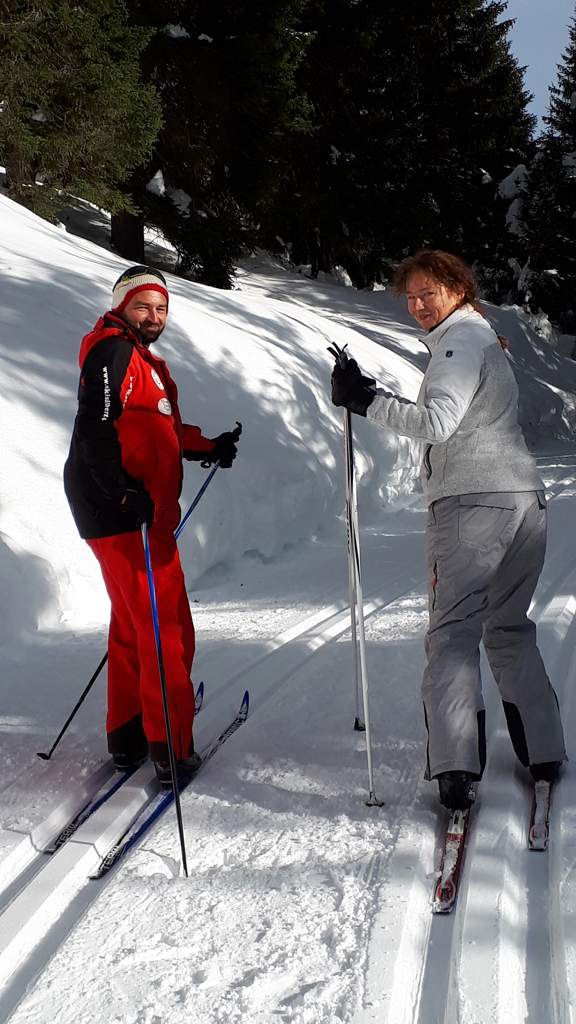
[91,689,249,878]
[432,808,471,914]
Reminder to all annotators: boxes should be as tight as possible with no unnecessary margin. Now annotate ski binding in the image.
[529,780,551,851]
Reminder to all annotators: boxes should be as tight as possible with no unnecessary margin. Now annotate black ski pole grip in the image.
[201,420,243,468]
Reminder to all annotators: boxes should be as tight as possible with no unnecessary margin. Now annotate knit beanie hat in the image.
[112,265,169,313]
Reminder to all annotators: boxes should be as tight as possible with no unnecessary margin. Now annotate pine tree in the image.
[389,0,535,295]
[265,0,534,293]
[523,11,576,330]
[111,0,312,287]
[262,0,391,286]
[0,0,162,220]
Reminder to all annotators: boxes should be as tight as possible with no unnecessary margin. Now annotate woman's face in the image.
[405,271,465,331]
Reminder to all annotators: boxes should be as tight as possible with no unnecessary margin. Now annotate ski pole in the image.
[36,462,224,762]
[178,423,241,537]
[329,342,382,806]
[175,464,219,539]
[36,652,108,760]
[329,342,366,729]
[142,522,189,878]
[344,410,382,806]
[344,409,365,732]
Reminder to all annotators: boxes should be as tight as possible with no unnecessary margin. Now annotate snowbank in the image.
[1,194,575,637]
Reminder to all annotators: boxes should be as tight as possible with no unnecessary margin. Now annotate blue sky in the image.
[504,0,574,124]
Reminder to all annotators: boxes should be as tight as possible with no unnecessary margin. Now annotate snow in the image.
[562,152,576,178]
[505,195,524,235]
[146,173,192,215]
[147,170,166,197]
[166,186,192,215]
[498,163,529,200]
[2,193,576,1021]
[163,25,191,40]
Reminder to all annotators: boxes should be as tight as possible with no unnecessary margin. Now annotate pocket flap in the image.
[458,492,517,510]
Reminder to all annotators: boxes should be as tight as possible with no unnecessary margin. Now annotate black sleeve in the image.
[75,337,133,502]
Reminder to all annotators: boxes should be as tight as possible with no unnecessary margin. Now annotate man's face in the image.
[122,290,168,345]
[406,271,464,331]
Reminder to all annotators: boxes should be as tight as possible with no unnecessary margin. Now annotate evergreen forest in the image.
[1,0,575,329]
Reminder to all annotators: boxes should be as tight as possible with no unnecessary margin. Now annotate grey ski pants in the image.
[423,490,566,779]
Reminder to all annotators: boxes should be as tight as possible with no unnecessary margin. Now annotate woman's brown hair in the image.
[393,249,508,348]
[392,249,479,307]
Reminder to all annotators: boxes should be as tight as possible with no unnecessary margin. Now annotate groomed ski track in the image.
[357,453,576,1024]
[0,512,424,1021]
[2,454,576,1023]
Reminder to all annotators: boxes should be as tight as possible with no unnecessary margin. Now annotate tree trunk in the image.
[110,209,145,263]
[3,143,35,192]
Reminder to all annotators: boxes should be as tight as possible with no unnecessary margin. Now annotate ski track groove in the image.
[3,458,576,1023]
[438,559,576,1024]
[0,553,423,1021]
[356,463,576,1024]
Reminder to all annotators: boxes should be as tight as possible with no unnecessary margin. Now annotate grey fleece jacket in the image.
[367,305,543,503]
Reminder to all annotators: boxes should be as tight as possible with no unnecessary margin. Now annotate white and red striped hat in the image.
[112,265,169,313]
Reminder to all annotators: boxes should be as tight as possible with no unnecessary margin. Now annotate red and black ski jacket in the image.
[64,313,215,539]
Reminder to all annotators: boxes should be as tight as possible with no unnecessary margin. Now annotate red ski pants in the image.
[88,528,196,760]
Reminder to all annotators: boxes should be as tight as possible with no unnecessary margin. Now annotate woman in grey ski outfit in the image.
[331,249,566,811]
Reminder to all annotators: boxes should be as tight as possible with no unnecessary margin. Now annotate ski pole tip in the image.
[365,793,385,808]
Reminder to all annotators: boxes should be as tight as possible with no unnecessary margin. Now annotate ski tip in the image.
[240,690,249,717]
[36,751,50,760]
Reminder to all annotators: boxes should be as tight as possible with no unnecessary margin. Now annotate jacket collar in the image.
[79,311,156,368]
[423,304,477,350]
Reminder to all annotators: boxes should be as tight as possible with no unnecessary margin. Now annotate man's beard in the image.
[136,322,165,346]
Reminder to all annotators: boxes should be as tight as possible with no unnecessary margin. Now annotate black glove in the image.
[183,448,209,462]
[331,358,376,416]
[121,487,155,527]
[204,431,239,468]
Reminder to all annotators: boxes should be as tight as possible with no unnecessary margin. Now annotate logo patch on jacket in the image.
[151,368,165,390]
[446,350,453,358]
[158,398,172,415]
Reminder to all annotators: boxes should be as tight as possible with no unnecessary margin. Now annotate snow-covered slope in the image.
[2,194,576,1024]
[2,193,575,638]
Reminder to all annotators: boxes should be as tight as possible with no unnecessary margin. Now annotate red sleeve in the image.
[181,424,215,453]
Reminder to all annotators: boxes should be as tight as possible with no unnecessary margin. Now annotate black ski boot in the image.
[154,750,202,788]
[529,761,561,783]
[437,771,476,811]
[113,750,147,772]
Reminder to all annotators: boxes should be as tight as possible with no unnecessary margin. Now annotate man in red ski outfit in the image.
[64,265,239,785]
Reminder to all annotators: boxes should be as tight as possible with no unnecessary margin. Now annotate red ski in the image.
[432,808,470,914]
